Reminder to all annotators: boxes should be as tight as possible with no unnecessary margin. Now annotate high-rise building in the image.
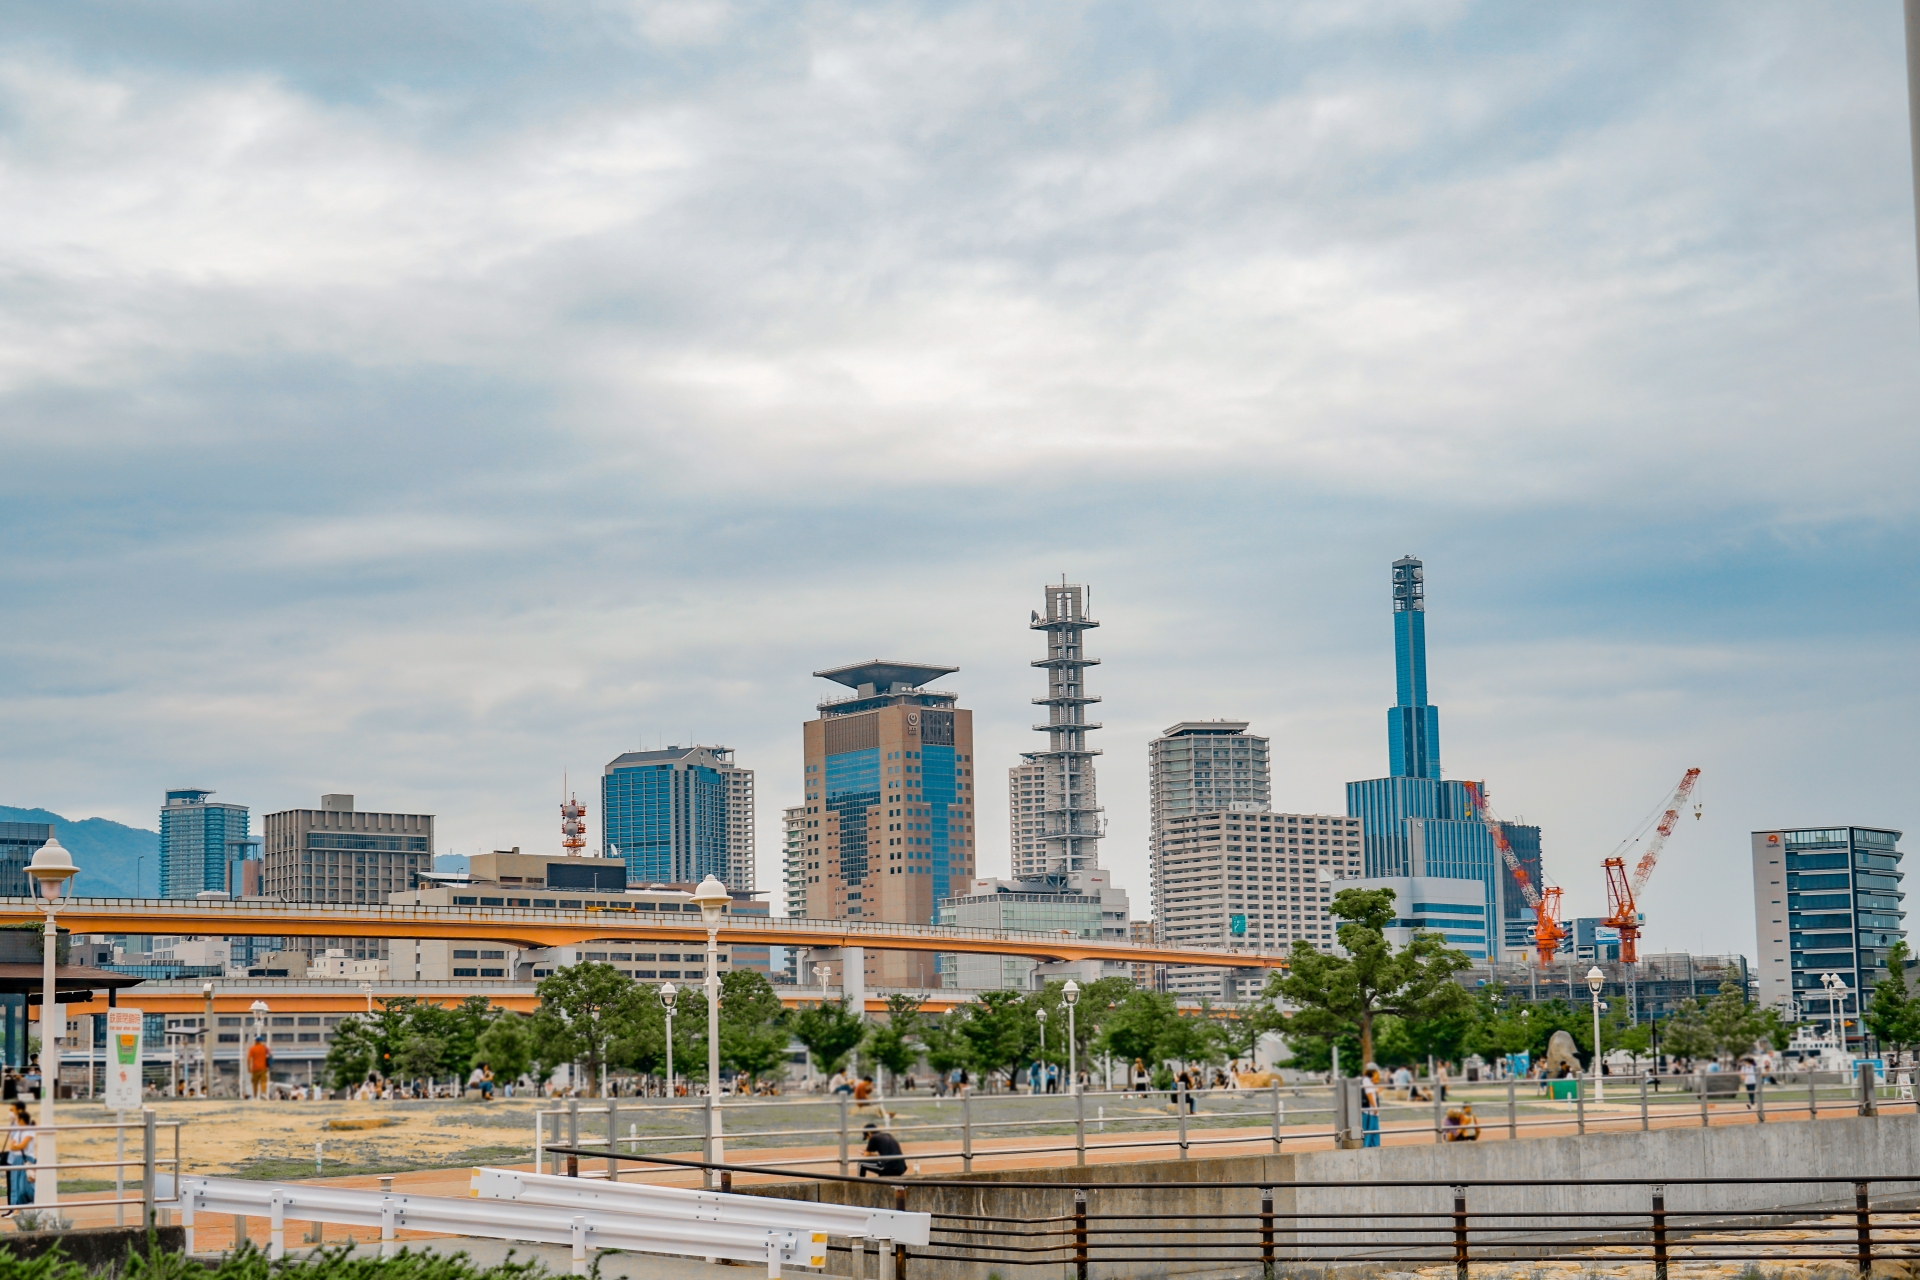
[159,789,251,900]
[794,659,979,987]
[1346,557,1507,960]
[1157,808,1362,999]
[782,804,807,923]
[0,824,51,899]
[1752,825,1906,1030]
[261,794,433,961]
[601,745,756,891]
[1012,583,1103,879]
[1147,722,1272,925]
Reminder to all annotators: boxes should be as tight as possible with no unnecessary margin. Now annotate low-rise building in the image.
[1350,875,1491,960]
[936,870,1131,990]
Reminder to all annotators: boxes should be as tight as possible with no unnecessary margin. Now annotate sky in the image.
[3,1,1917,961]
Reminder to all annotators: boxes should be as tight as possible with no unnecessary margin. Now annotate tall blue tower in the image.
[1348,554,1507,959]
[1389,555,1441,779]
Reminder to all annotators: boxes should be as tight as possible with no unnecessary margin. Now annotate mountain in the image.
[0,807,153,897]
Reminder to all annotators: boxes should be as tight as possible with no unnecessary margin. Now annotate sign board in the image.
[1229,914,1246,936]
[105,1008,143,1111]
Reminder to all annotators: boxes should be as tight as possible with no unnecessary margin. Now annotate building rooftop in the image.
[813,659,958,692]
[1159,720,1253,738]
[606,745,736,769]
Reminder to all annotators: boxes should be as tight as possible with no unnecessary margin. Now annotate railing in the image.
[542,1149,1920,1275]
[530,1064,1903,1181]
[19,1110,181,1227]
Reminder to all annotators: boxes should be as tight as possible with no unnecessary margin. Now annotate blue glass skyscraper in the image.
[158,789,250,899]
[1347,556,1507,959]
[602,745,755,890]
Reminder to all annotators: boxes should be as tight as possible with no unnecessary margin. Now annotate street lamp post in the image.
[1586,966,1606,1102]
[1062,981,1080,1095]
[201,982,215,1098]
[25,838,78,1211]
[658,984,677,1098]
[690,876,732,1189]
[1035,1007,1048,1094]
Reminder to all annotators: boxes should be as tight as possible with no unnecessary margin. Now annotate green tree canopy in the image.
[1868,940,1917,1050]
[719,970,791,1083]
[789,998,866,1077]
[530,962,642,1095]
[955,990,1037,1087]
[474,1012,534,1085]
[1273,887,1471,1068]
[864,993,923,1087]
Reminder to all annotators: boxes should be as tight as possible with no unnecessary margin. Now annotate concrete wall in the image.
[754,1113,1920,1280]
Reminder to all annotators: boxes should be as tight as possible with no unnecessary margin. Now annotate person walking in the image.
[1361,1068,1383,1148]
[247,1037,272,1099]
[1741,1059,1758,1109]
[1131,1059,1149,1095]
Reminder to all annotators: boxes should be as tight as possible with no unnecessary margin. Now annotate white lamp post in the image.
[658,983,677,1098]
[26,837,78,1210]
[1586,966,1605,1101]
[690,875,731,1188]
[1035,1006,1048,1094]
[1062,981,1081,1095]
[201,982,216,1099]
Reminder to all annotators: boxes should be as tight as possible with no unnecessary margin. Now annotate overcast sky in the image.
[4,1,1917,959]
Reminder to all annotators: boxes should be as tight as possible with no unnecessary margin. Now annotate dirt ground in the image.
[58,1094,544,1182]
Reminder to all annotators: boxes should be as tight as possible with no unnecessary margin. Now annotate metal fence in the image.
[20,1110,180,1227]
[532,1065,1899,1178]
[540,1147,1920,1278]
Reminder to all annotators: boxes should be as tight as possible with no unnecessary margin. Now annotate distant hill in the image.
[0,807,153,898]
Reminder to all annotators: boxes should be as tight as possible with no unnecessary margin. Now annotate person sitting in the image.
[859,1123,905,1178]
[1441,1108,1465,1141]
[1456,1103,1480,1141]
[853,1076,874,1106]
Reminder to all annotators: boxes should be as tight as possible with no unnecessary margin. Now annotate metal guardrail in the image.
[20,1110,180,1227]
[532,1065,1903,1178]
[170,1171,857,1277]
[542,1148,1920,1278]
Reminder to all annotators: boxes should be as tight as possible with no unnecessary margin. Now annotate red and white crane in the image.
[1602,767,1702,964]
[1464,781,1565,966]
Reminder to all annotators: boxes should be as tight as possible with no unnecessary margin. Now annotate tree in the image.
[530,962,641,1095]
[1656,999,1713,1064]
[1274,887,1471,1068]
[864,993,923,1089]
[956,991,1037,1089]
[920,1013,972,1081]
[720,970,792,1085]
[474,1012,534,1085]
[789,998,866,1077]
[1868,940,1916,1051]
[396,1033,447,1082]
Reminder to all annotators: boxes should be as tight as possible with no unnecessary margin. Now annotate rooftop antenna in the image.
[561,772,587,858]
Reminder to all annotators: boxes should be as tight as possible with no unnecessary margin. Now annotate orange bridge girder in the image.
[0,897,1288,970]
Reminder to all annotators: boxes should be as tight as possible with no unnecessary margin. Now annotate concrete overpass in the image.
[0,896,1286,970]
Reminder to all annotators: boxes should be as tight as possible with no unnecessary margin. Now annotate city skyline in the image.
[2,4,1916,966]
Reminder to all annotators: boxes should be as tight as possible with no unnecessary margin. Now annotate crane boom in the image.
[1463,781,1564,965]
[1630,767,1703,897]
[1602,767,1702,965]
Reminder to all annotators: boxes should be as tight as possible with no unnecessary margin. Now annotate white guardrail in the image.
[163,1170,929,1278]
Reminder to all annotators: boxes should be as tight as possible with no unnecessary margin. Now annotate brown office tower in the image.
[794,660,979,988]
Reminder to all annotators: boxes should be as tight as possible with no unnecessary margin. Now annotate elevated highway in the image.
[0,896,1286,970]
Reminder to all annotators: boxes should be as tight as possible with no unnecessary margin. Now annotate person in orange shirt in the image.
[247,1038,272,1099]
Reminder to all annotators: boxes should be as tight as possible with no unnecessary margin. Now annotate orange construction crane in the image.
[1602,767,1702,963]
[1464,781,1565,966]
